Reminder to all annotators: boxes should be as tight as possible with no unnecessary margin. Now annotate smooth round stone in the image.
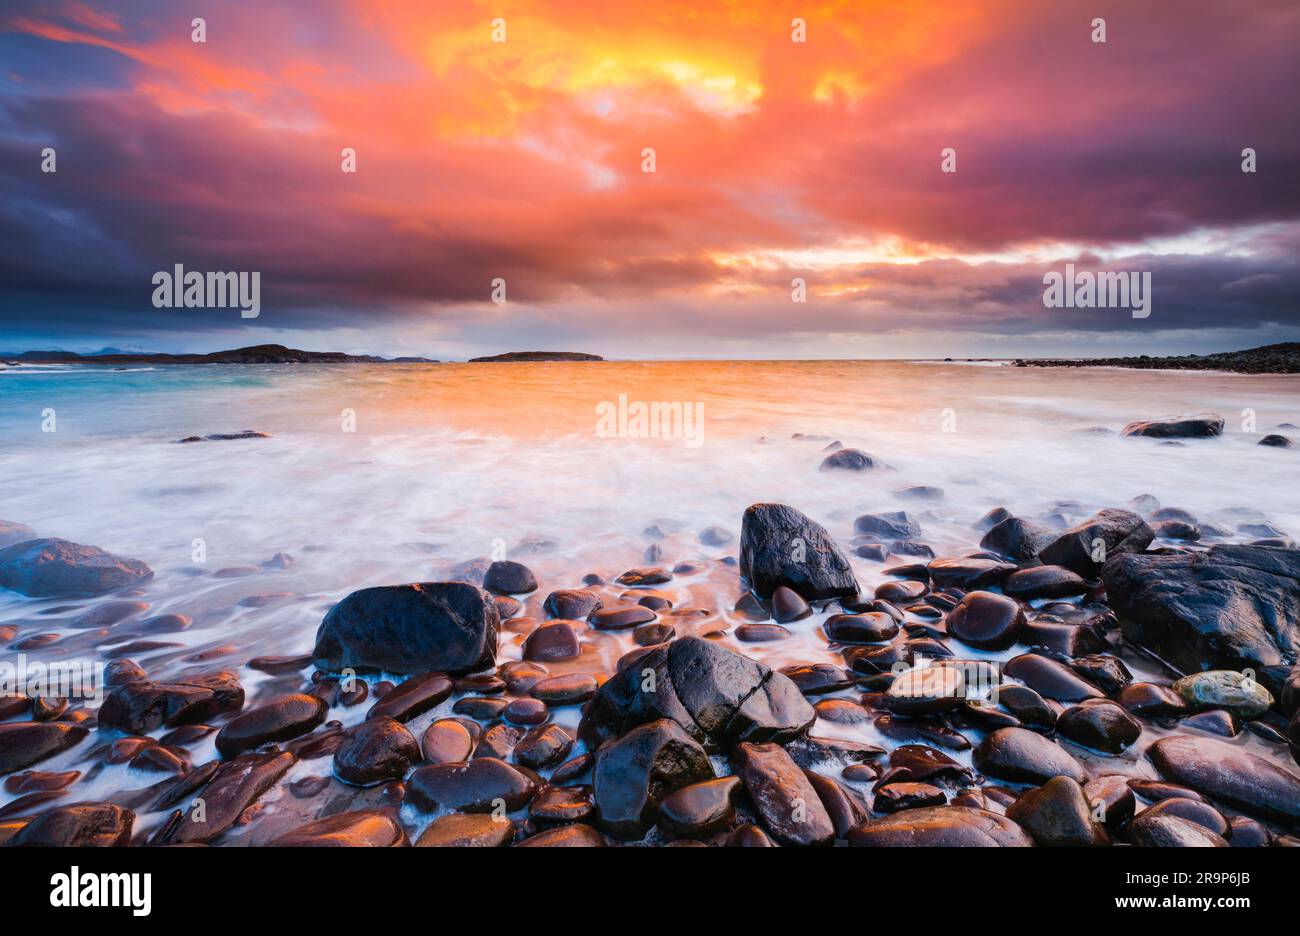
[529,784,594,825]
[615,567,672,587]
[132,746,188,775]
[1004,776,1109,846]
[973,727,1087,784]
[1172,670,1273,718]
[995,685,1056,732]
[543,589,601,620]
[1227,816,1272,847]
[946,591,1024,650]
[406,758,537,812]
[366,673,453,723]
[8,803,134,847]
[214,693,327,758]
[473,723,521,760]
[824,612,899,644]
[103,659,147,687]
[873,714,970,751]
[271,810,408,847]
[845,643,912,676]
[874,782,946,813]
[589,606,656,630]
[633,622,675,646]
[454,674,506,695]
[1070,654,1132,694]
[656,776,741,839]
[726,824,776,847]
[1003,565,1089,600]
[842,763,880,783]
[531,674,597,706]
[780,663,853,696]
[415,812,513,847]
[499,661,548,693]
[288,775,331,798]
[735,623,791,642]
[333,717,421,786]
[483,560,538,595]
[1179,709,1239,737]
[516,823,606,847]
[493,595,523,619]
[875,580,927,602]
[1117,682,1189,717]
[550,754,593,784]
[637,594,673,611]
[513,724,574,770]
[884,665,964,716]
[504,698,549,726]
[453,697,509,721]
[1128,779,1206,804]
[247,654,314,674]
[1056,700,1142,754]
[847,805,1031,847]
[771,586,812,623]
[1083,775,1136,829]
[1003,654,1104,702]
[1140,797,1230,839]
[421,719,475,764]
[1129,812,1227,847]
[814,699,871,725]
[521,621,580,661]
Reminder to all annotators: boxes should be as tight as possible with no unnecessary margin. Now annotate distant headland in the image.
[1,344,437,365]
[1013,343,1300,375]
[468,351,605,362]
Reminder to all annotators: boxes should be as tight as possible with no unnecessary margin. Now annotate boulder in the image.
[333,717,420,786]
[311,582,498,675]
[406,757,536,813]
[1004,776,1109,846]
[973,727,1087,784]
[0,722,88,775]
[819,448,886,471]
[848,806,1032,847]
[214,693,327,758]
[1172,670,1273,718]
[8,802,133,847]
[1147,735,1300,824]
[854,511,920,540]
[97,671,244,734]
[731,742,834,846]
[1122,414,1224,438]
[739,503,858,600]
[1039,509,1154,578]
[979,517,1055,561]
[577,636,815,751]
[946,591,1024,650]
[1056,700,1141,753]
[482,560,537,595]
[1103,545,1300,671]
[1004,565,1089,600]
[158,750,295,844]
[592,719,713,839]
[656,776,740,840]
[0,538,152,597]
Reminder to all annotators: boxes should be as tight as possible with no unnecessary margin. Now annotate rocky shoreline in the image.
[1014,342,1300,375]
[1,414,1299,848]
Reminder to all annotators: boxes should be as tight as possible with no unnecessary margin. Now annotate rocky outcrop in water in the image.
[739,503,858,600]
[0,538,152,597]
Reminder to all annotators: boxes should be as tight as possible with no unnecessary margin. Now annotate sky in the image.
[1,0,1298,360]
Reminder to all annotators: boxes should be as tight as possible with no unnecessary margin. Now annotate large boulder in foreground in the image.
[312,582,498,675]
[1122,414,1224,438]
[1147,735,1300,824]
[578,636,815,751]
[0,538,152,597]
[1103,545,1300,671]
[1038,509,1153,578]
[592,719,714,839]
[848,806,1032,847]
[740,503,857,600]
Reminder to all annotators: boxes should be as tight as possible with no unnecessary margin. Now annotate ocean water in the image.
[1,360,1298,838]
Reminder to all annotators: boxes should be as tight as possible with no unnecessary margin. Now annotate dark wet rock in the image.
[739,503,858,601]
[733,592,770,621]
[0,722,89,769]
[247,654,313,675]
[819,448,886,471]
[771,585,812,623]
[1122,414,1224,438]
[9,802,133,847]
[874,579,927,603]
[1004,776,1108,846]
[1003,653,1104,702]
[1228,816,1272,847]
[421,719,475,765]
[1105,544,1300,671]
[735,623,791,642]
[589,605,656,630]
[616,567,672,587]
[1057,700,1142,753]
[824,612,898,644]
[521,620,581,661]
[514,724,573,769]
[1130,812,1228,847]
[98,671,244,734]
[0,538,152,598]
[848,805,1032,847]
[516,823,605,847]
[1141,797,1230,839]
[1083,775,1135,829]
[1004,565,1089,600]
[528,783,594,825]
[1182,709,1240,737]
[366,672,453,723]
[855,511,920,539]
[504,698,548,726]
[271,809,408,847]
[414,812,512,847]
[579,636,815,751]
[844,643,912,677]
[874,782,946,813]
[543,589,601,620]
[531,673,597,706]
[780,663,853,696]
[726,824,776,846]
[1129,779,1206,803]
[875,744,974,788]
[731,741,834,846]
[407,757,537,813]
[874,714,970,751]
[804,770,868,837]
[215,693,327,758]
[159,750,295,844]
[1037,508,1154,580]
[592,719,713,839]
[974,507,1012,532]
[1117,682,1189,717]
[946,591,1024,650]
[482,560,538,595]
[884,665,964,716]
[454,673,505,696]
[1148,735,1300,823]
[453,696,508,720]
[996,685,1056,733]
[973,727,1087,784]
[633,622,675,645]
[72,600,149,629]
[1259,433,1295,448]
[1019,619,1106,657]
[1152,519,1201,541]
[926,557,1016,590]
[1172,670,1273,718]
[312,582,498,676]
[980,517,1055,561]
[333,717,419,786]
[814,698,871,725]
[656,776,740,839]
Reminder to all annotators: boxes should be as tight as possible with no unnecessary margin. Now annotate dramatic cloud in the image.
[1,0,1298,357]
